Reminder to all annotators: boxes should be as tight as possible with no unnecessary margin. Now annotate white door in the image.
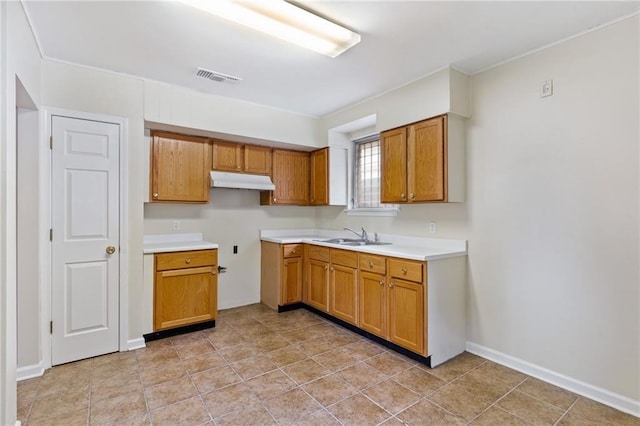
[51,115,120,365]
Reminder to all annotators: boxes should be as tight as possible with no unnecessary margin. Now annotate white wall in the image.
[1,1,42,423]
[466,16,639,401]
[144,190,316,310]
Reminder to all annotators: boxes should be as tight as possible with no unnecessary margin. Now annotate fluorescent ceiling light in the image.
[181,0,361,58]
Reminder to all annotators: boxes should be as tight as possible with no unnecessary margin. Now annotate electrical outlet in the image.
[429,222,437,233]
[172,220,180,231]
[541,79,553,97]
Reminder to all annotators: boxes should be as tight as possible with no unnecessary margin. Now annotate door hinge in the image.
[49,321,53,334]
[49,136,53,150]
[49,229,53,241]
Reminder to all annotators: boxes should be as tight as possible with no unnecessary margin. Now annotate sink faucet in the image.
[344,227,369,242]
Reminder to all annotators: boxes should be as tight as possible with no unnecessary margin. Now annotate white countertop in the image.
[143,233,219,254]
[260,229,467,261]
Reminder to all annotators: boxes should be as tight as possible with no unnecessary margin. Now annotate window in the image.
[353,135,382,208]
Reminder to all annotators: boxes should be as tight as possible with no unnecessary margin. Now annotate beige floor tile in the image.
[474,360,528,387]
[150,396,211,426]
[568,397,640,425]
[313,348,359,372]
[363,379,421,414]
[497,390,565,425]
[17,377,41,400]
[190,365,241,394]
[516,377,578,410]
[217,341,261,363]
[29,386,89,420]
[134,346,180,365]
[144,376,199,410]
[36,374,90,401]
[337,361,389,389]
[393,366,446,396]
[281,358,330,385]
[297,336,339,356]
[303,322,340,338]
[265,319,302,334]
[427,383,493,421]
[28,408,88,426]
[264,388,323,424]
[17,401,31,422]
[364,352,415,376]
[182,351,227,375]
[397,399,465,425]
[342,340,386,361]
[169,330,207,345]
[91,411,150,426]
[302,374,358,407]
[453,370,513,403]
[92,350,137,367]
[470,406,529,425]
[237,324,274,340]
[91,373,143,402]
[89,390,147,424]
[280,327,320,344]
[215,403,277,426]
[230,354,278,379]
[206,331,247,350]
[139,358,187,387]
[555,412,603,425]
[245,369,297,400]
[329,331,362,347]
[174,339,216,360]
[427,352,486,382]
[90,359,139,382]
[294,408,341,425]
[328,393,391,426]
[266,345,309,367]
[251,334,290,352]
[201,382,261,418]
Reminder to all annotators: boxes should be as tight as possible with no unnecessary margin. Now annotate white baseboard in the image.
[16,362,44,381]
[466,342,640,418]
[127,338,146,350]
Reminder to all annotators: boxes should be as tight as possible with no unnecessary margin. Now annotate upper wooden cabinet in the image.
[309,148,329,205]
[150,131,212,203]
[381,114,464,203]
[212,140,272,175]
[261,149,309,205]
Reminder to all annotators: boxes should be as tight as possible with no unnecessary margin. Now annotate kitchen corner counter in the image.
[143,233,219,254]
[259,229,467,261]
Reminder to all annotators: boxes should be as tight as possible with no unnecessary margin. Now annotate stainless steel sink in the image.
[316,238,391,246]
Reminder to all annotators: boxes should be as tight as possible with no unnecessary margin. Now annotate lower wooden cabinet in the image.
[154,249,218,331]
[388,277,425,354]
[260,242,303,309]
[306,258,330,311]
[358,270,387,338]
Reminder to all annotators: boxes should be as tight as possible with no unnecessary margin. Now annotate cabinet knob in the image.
[152,193,158,198]
[237,165,241,169]
[368,262,373,268]
[379,280,384,286]
[185,258,191,264]
[330,267,334,271]
[389,281,394,288]
[324,265,329,270]
[273,198,277,202]
[401,268,407,274]
[400,193,406,199]
[292,249,296,254]
[410,193,415,200]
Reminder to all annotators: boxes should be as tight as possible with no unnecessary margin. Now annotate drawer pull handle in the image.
[389,282,394,288]
[401,268,407,274]
[368,262,373,268]
[292,249,296,254]
[185,258,191,264]
[152,193,158,198]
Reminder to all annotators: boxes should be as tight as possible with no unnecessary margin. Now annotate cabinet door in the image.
[267,150,309,205]
[329,264,358,325]
[380,128,407,203]
[408,116,445,202]
[151,132,212,202]
[307,259,329,312]
[281,256,303,305]
[154,266,217,331]
[212,140,243,172]
[387,278,425,355]
[244,145,272,175]
[309,148,329,205]
[358,271,386,338]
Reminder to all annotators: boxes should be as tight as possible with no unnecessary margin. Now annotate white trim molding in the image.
[127,338,146,351]
[16,362,44,381]
[466,342,640,418]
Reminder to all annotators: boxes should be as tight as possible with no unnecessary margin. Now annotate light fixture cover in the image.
[181,0,361,57]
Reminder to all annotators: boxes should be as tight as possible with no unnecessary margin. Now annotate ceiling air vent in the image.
[195,67,242,85]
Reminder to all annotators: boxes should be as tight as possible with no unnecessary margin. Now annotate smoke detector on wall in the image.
[195,67,242,84]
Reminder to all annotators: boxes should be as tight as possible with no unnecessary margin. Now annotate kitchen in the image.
[3,1,640,425]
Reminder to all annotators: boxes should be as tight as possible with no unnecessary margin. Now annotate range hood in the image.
[209,171,275,191]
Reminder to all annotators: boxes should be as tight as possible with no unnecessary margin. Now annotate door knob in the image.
[106,246,116,255]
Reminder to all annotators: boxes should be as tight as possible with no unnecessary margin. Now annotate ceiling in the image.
[22,1,639,118]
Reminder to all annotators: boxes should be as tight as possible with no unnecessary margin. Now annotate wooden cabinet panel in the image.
[359,254,386,275]
[151,132,211,203]
[211,140,242,172]
[359,271,386,337]
[244,145,272,175]
[307,245,330,262]
[329,264,358,325]
[283,244,303,258]
[156,249,217,271]
[408,117,445,202]
[388,258,424,283]
[309,148,329,205]
[281,256,303,305]
[388,278,425,355]
[307,259,329,312]
[330,249,357,268]
[261,149,309,205]
[380,127,407,203]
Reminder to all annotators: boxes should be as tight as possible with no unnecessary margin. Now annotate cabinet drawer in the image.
[331,249,357,268]
[156,249,217,271]
[388,258,423,283]
[359,254,386,274]
[307,245,330,262]
[283,244,303,258]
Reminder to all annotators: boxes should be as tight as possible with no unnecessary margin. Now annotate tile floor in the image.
[17,304,640,425]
